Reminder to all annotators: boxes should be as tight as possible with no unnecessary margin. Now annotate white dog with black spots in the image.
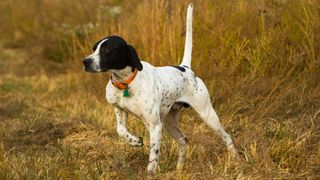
[83,3,238,174]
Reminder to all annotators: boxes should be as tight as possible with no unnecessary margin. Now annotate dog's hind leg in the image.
[163,103,187,170]
[186,78,238,158]
[115,107,143,147]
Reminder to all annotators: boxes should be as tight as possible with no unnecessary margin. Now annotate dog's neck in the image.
[110,66,134,82]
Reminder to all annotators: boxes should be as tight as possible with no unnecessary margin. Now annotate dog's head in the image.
[82,36,143,73]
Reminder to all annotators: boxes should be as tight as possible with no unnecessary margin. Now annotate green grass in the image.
[0,0,319,179]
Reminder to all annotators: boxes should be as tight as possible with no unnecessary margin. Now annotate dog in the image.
[82,3,237,174]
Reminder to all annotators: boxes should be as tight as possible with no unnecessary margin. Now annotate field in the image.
[0,0,319,179]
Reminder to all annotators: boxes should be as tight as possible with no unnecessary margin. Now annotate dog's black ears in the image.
[127,45,143,71]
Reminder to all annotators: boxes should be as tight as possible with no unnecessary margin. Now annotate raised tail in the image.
[180,3,193,68]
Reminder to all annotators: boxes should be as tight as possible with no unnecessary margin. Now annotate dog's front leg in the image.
[146,118,162,174]
[115,107,143,147]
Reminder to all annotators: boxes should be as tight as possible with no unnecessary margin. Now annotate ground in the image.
[0,0,320,179]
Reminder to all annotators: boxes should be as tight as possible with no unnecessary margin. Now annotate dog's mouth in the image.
[83,65,94,73]
[83,65,105,73]
[84,67,93,72]
[83,66,100,73]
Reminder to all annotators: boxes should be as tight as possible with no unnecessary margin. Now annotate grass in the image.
[0,0,319,179]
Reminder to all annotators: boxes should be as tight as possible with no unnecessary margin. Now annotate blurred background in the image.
[0,0,319,178]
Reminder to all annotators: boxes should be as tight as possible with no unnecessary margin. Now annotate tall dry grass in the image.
[0,0,319,179]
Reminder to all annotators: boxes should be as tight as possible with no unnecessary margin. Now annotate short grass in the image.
[0,0,319,179]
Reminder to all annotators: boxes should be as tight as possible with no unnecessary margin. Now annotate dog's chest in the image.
[105,84,130,107]
[105,83,145,117]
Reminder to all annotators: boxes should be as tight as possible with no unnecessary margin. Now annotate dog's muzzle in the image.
[83,58,92,72]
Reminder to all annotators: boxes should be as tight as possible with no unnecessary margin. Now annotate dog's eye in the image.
[100,47,110,54]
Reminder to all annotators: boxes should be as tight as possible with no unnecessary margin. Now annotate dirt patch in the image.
[4,120,77,151]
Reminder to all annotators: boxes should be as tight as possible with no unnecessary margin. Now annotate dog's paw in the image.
[228,146,241,161]
[129,136,144,147]
[147,160,159,174]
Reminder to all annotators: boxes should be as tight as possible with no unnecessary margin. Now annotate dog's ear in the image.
[127,45,143,71]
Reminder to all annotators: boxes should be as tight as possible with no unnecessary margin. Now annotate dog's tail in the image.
[180,3,193,68]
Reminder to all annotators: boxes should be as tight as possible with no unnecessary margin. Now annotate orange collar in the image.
[111,68,138,90]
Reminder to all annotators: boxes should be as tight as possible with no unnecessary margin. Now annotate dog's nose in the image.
[82,58,91,67]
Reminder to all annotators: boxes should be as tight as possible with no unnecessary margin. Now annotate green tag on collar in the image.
[123,88,129,97]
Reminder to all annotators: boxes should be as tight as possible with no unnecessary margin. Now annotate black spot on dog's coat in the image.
[175,102,190,108]
[170,66,186,72]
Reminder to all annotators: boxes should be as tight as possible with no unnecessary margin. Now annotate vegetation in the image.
[0,0,319,178]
